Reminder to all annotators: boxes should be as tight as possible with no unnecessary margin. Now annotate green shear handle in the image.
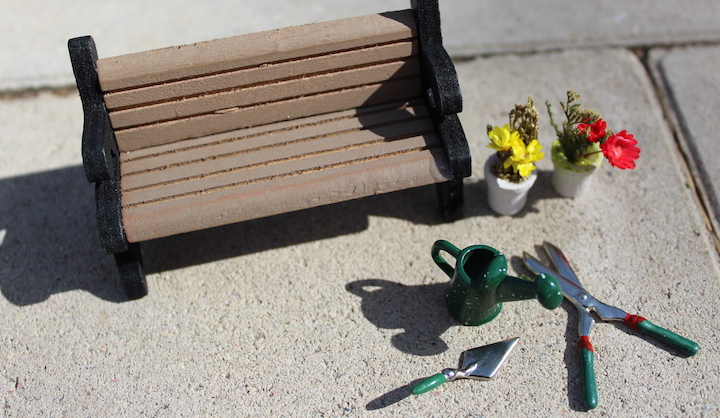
[523,242,701,411]
[579,336,599,410]
[625,315,699,356]
[579,317,699,410]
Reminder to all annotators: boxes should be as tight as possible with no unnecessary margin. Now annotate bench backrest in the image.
[97,10,422,152]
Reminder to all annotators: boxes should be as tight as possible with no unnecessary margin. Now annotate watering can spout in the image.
[495,273,563,309]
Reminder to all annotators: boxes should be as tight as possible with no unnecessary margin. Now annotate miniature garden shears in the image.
[523,242,699,410]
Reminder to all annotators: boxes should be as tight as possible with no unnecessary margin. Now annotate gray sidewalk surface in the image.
[1,1,719,416]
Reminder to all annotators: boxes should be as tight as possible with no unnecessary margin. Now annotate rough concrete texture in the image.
[1,0,410,90]
[4,1,720,90]
[652,46,720,236]
[2,0,720,416]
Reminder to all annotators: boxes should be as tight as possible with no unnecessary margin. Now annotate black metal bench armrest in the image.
[412,0,463,117]
[69,36,118,183]
[412,0,469,179]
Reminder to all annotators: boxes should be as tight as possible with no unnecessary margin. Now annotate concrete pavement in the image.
[1,1,719,416]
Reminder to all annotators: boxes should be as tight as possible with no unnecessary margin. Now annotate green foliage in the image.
[546,91,602,163]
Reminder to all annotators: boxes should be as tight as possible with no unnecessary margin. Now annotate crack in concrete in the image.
[637,46,720,257]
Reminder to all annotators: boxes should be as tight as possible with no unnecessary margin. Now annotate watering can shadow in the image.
[346,278,453,356]
[432,240,562,325]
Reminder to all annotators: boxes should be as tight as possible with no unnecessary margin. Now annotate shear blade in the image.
[459,337,519,380]
[543,242,583,287]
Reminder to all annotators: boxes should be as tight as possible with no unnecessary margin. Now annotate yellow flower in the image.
[509,139,544,177]
[487,124,520,151]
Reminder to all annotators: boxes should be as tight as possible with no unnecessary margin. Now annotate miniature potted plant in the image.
[485,97,544,215]
[546,91,641,197]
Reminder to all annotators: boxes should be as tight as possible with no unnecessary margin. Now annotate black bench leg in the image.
[113,243,148,300]
[436,177,464,222]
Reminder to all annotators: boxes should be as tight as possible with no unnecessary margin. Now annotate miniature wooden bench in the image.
[68,0,471,299]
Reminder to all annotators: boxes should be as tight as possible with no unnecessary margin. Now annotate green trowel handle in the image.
[624,315,699,356]
[579,336,598,410]
[411,373,447,395]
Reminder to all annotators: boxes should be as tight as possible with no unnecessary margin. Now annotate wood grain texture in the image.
[120,103,429,175]
[121,131,438,206]
[108,58,420,129]
[96,10,417,92]
[120,124,438,206]
[118,99,428,162]
[103,40,418,110]
[122,148,450,242]
[113,77,422,151]
[94,8,459,242]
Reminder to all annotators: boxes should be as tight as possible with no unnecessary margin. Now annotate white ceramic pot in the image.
[550,140,603,198]
[485,154,537,215]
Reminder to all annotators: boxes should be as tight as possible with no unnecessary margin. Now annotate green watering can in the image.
[432,240,562,325]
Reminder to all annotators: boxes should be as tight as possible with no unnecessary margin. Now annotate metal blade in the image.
[523,252,557,278]
[524,252,627,322]
[543,242,583,288]
[590,300,628,322]
[458,337,519,381]
[523,253,587,307]
[523,252,579,296]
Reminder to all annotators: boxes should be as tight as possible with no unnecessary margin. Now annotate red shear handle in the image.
[624,314,699,356]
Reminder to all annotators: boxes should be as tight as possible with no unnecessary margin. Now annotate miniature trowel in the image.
[411,337,520,395]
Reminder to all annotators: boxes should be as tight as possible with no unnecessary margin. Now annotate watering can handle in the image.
[431,240,461,279]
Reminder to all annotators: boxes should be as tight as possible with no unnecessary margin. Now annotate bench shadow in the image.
[0,165,452,306]
[0,161,562,306]
[0,166,125,305]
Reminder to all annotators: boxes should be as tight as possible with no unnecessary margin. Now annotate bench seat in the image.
[120,99,451,242]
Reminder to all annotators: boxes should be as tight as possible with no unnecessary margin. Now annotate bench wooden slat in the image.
[121,127,439,206]
[122,147,450,242]
[108,58,420,129]
[119,100,427,162]
[120,102,429,174]
[104,40,418,110]
[97,10,417,92]
[113,77,421,151]
[121,117,435,191]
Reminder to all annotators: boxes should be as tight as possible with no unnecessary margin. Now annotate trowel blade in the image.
[458,337,520,380]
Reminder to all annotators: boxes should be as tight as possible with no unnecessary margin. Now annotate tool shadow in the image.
[346,278,460,410]
[346,278,454,356]
[510,253,586,411]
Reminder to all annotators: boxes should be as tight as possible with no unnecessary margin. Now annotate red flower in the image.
[600,130,640,169]
[578,119,607,143]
